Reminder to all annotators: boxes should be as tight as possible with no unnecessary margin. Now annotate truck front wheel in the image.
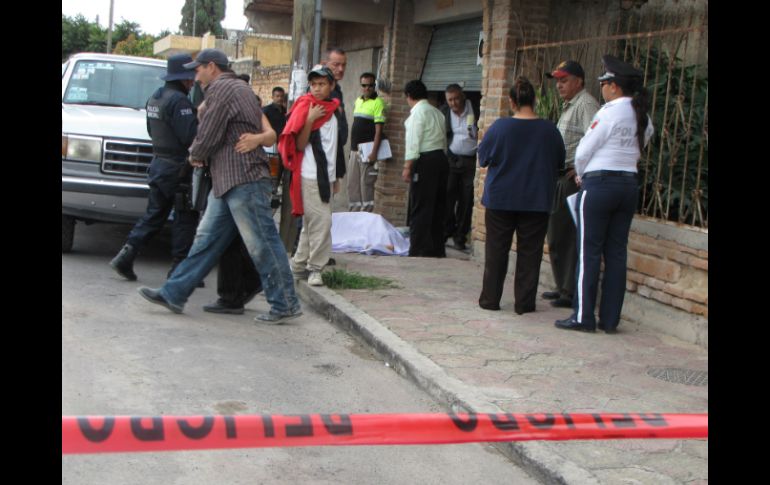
[62,215,75,253]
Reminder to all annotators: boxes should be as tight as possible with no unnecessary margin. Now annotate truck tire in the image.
[62,215,75,253]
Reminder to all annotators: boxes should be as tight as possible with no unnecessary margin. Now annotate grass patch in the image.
[322,268,397,290]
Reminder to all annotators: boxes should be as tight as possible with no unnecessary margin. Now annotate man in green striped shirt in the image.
[402,80,448,258]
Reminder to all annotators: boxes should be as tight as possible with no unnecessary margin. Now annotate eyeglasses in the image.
[361,83,375,88]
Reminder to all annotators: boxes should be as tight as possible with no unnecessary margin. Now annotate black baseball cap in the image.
[546,60,585,79]
[183,49,229,70]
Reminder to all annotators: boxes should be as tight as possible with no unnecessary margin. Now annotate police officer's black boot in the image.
[110,244,138,281]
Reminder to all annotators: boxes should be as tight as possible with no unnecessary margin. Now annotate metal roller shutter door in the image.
[421,17,483,91]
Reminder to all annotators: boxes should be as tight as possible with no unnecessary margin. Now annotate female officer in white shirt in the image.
[555,55,654,334]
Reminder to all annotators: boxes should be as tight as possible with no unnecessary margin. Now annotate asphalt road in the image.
[62,221,537,484]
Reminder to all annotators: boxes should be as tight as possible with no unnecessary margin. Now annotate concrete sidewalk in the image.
[296,251,708,484]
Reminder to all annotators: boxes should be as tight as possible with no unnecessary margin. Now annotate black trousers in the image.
[217,234,263,306]
[408,150,449,258]
[127,157,198,260]
[479,209,549,313]
[573,174,638,328]
[444,155,476,246]
[546,172,579,298]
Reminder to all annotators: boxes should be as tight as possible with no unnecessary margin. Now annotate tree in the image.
[112,19,143,45]
[62,14,103,60]
[179,0,225,37]
[112,33,157,58]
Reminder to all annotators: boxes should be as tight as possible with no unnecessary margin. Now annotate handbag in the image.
[191,166,212,213]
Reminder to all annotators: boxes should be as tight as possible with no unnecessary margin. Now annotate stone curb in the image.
[297,281,601,485]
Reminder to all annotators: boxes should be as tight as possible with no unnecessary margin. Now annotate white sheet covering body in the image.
[331,212,410,256]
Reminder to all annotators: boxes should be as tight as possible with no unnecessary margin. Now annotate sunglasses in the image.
[361,83,375,88]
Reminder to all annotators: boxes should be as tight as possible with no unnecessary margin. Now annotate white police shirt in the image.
[574,97,654,177]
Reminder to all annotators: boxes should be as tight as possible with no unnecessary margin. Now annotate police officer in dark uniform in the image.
[555,55,654,334]
[110,54,200,281]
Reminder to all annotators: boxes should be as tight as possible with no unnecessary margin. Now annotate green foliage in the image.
[636,46,708,226]
[62,14,165,61]
[179,0,225,37]
[322,269,397,290]
[535,82,562,123]
[62,14,104,60]
[113,33,157,58]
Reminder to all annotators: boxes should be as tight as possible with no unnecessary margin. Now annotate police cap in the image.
[161,54,197,81]
[597,55,644,82]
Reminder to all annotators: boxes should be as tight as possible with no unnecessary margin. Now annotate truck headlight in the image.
[62,135,102,163]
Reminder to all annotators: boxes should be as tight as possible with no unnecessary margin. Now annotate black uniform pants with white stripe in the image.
[573,175,638,328]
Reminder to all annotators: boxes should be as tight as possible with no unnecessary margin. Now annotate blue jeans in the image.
[159,179,300,315]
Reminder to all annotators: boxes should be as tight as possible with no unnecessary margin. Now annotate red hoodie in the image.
[278,94,340,216]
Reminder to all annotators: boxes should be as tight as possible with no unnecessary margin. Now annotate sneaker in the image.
[308,271,324,286]
[255,308,303,324]
[203,299,245,315]
[138,287,183,314]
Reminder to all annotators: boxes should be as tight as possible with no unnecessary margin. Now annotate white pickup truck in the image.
[61,53,167,252]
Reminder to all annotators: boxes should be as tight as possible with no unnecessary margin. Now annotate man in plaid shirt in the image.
[138,49,302,324]
[543,60,600,309]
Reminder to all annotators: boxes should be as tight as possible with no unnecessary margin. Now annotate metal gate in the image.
[514,9,708,228]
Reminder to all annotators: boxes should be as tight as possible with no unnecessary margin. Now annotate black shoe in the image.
[515,305,535,315]
[550,297,573,308]
[541,291,560,300]
[203,299,245,315]
[554,317,595,332]
[110,244,138,281]
[138,287,183,314]
[479,301,501,311]
[453,240,466,251]
[598,322,618,334]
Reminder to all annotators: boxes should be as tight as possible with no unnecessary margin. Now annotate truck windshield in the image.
[62,60,166,110]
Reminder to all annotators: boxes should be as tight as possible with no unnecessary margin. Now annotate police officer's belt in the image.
[582,170,637,179]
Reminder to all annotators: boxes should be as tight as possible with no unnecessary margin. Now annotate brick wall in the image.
[468,0,707,345]
[250,65,291,106]
[373,0,433,225]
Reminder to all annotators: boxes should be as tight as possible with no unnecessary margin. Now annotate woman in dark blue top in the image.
[478,77,565,315]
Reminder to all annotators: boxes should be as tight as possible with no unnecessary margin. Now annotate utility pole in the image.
[193,0,197,37]
[106,0,115,53]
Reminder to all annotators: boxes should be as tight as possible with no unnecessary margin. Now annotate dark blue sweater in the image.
[478,118,565,212]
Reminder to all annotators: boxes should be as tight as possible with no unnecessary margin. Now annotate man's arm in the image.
[235,112,277,153]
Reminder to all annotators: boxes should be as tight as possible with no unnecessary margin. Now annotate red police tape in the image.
[62,412,707,454]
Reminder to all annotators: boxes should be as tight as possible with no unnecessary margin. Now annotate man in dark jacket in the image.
[441,84,479,251]
[110,54,199,281]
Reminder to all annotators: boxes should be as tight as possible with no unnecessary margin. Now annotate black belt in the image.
[582,170,637,179]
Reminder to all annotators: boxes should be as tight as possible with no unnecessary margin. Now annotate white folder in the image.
[358,139,392,161]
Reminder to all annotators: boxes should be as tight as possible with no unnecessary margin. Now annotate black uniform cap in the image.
[597,55,644,82]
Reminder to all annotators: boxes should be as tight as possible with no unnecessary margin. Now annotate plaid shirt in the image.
[189,72,269,198]
[557,89,600,168]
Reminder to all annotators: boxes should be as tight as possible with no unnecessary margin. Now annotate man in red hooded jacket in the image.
[278,66,340,287]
